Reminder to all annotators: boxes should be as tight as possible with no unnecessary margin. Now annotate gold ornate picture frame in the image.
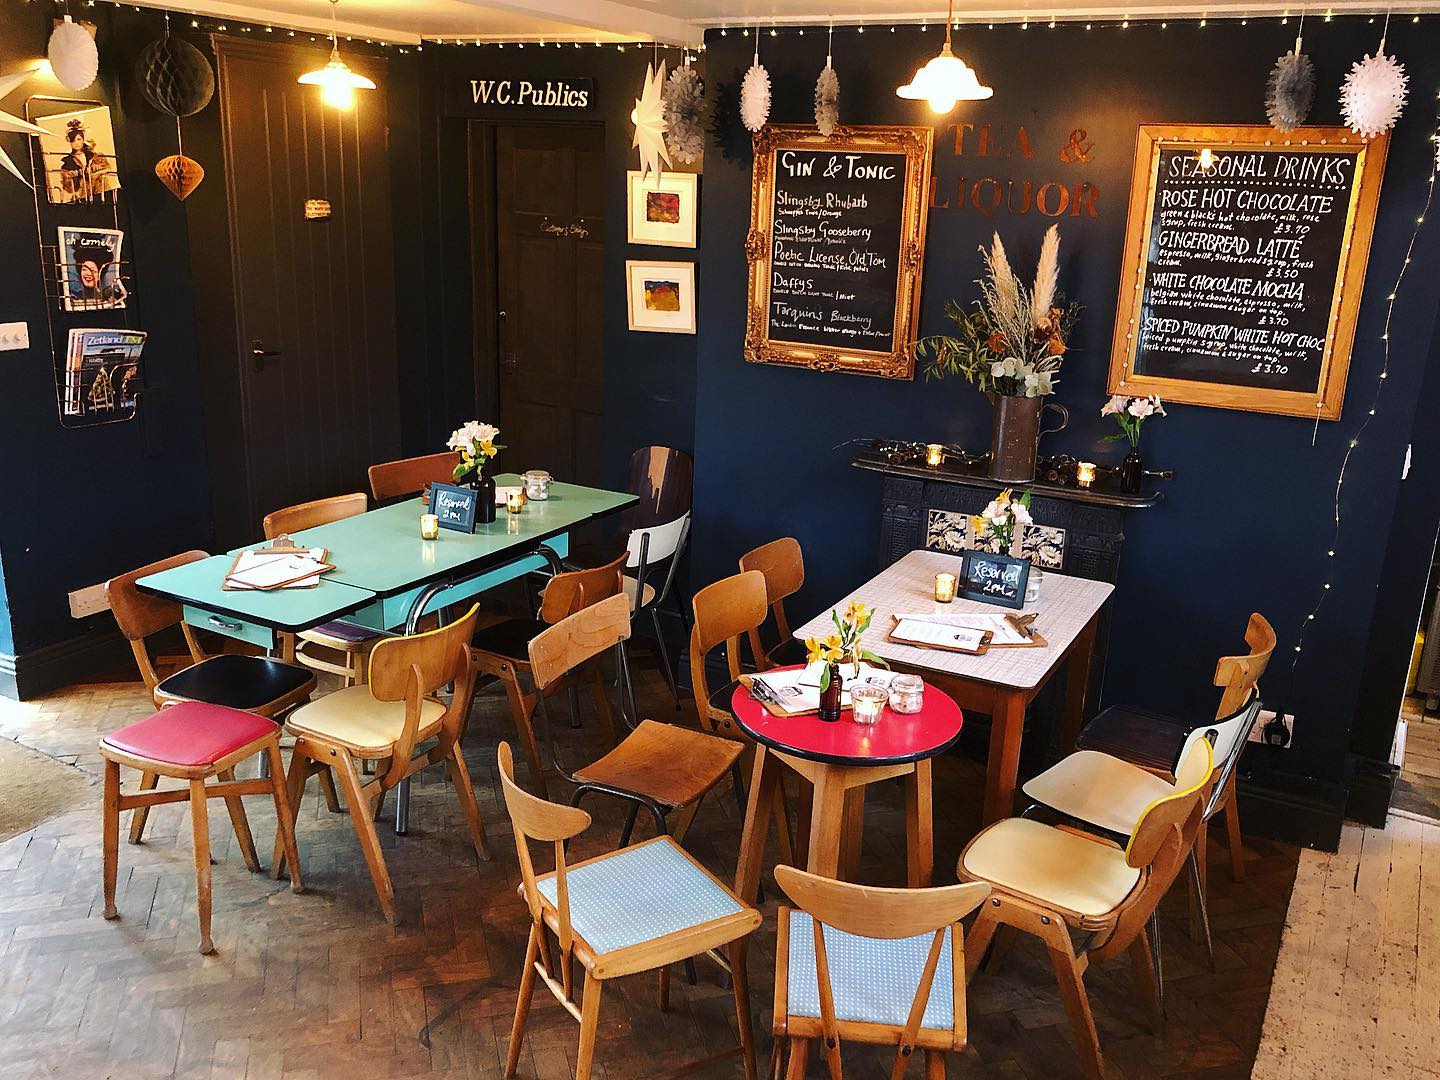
[744,124,933,379]
[1107,124,1387,420]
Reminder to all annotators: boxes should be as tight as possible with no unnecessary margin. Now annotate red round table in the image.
[729,667,963,894]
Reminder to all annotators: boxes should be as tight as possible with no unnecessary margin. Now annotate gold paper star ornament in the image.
[630,61,670,183]
[0,68,47,189]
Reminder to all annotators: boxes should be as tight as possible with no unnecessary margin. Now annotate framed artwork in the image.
[626,259,696,334]
[1107,124,1387,419]
[36,104,122,205]
[57,226,126,311]
[626,170,698,247]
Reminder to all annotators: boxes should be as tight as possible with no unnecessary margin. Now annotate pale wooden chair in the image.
[469,553,628,798]
[739,537,808,669]
[957,739,1215,1080]
[106,551,317,846]
[772,866,990,1080]
[101,701,302,954]
[271,605,488,924]
[689,570,796,873]
[262,493,379,690]
[496,741,761,1080]
[368,451,457,503]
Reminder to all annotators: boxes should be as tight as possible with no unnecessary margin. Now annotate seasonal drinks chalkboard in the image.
[745,125,933,379]
[1108,125,1387,419]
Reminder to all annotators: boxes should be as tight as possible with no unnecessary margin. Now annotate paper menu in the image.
[748,665,892,716]
[890,619,989,653]
[224,548,330,590]
[893,611,1035,646]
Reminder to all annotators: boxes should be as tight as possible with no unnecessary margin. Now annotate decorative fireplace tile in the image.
[927,508,1065,569]
[1021,524,1066,569]
[925,509,970,553]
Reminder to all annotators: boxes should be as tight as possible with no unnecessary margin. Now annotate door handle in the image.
[251,339,282,365]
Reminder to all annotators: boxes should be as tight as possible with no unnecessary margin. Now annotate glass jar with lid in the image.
[523,470,552,501]
[888,673,924,715]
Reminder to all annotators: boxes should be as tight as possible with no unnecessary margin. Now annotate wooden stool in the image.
[100,701,303,954]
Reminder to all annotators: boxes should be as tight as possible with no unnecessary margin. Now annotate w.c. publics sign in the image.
[445,75,595,116]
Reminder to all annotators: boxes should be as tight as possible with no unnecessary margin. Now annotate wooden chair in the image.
[564,445,695,570]
[957,738,1215,1079]
[368,451,458,503]
[689,570,796,871]
[272,605,488,924]
[262,493,381,690]
[106,551,318,846]
[772,866,991,1079]
[1068,613,1276,883]
[469,552,628,797]
[739,537,809,669]
[622,511,692,706]
[528,593,744,850]
[496,741,761,1080]
[101,701,303,953]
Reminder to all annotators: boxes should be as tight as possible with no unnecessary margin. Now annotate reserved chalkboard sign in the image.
[429,483,479,533]
[959,551,1030,610]
[745,125,933,379]
[1108,125,1387,420]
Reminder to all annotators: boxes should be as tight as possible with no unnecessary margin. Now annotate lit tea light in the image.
[850,684,887,726]
[934,572,956,603]
[420,513,439,540]
[925,443,945,467]
[1076,461,1097,488]
[506,490,525,514]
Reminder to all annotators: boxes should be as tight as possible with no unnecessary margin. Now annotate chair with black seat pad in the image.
[470,553,630,797]
[739,537,808,669]
[106,551,318,846]
[563,445,694,570]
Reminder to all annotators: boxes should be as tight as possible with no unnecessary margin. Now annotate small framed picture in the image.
[626,260,696,335]
[626,171,698,248]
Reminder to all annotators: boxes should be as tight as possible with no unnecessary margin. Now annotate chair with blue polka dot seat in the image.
[496,741,762,1080]
[771,864,991,1080]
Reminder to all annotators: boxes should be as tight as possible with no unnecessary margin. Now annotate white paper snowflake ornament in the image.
[1341,44,1408,139]
[0,68,48,188]
[631,60,670,182]
[663,60,705,165]
[48,15,99,91]
[740,33,770,133]
[1266,37,1315,133]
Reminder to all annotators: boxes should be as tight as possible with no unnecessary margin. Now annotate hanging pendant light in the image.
[297,0,376,109]
[896,0,992,112]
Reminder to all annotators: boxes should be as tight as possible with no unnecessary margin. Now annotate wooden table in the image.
[793,549,1113,826]
[730,666,963,901]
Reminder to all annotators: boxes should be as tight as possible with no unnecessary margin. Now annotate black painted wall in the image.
[692,19,1440,817]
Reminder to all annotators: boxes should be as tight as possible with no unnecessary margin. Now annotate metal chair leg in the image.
[1145,910,1166,1036]
[1187,846,1215,971]
[618,803,640,847]
[649,607,683,708]
[619,641,640,726]
[567,685,583,730]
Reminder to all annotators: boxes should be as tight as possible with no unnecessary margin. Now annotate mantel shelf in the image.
[851,450,1165,510]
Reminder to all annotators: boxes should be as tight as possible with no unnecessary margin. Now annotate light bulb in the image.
[322,81,355,108]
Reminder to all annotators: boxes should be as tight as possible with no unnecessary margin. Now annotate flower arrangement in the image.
[805,600,888,691]
[977,487,1032,554]
[915,224,1081,398]
[447,420,505,484]
[1101,394,1166,448]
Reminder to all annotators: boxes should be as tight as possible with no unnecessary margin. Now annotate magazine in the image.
[64,329,144,419]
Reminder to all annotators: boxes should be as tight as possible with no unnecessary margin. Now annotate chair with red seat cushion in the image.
[100,700,304,954]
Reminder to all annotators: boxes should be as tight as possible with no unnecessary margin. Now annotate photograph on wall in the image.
[626,170,698,248]
[37,104,122,205]
[57,227,127,311]
[63,328,145,421]
[625,259,696,334]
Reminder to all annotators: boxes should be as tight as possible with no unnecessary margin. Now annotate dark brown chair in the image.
[565,446,694,569]
[368,451,458,503]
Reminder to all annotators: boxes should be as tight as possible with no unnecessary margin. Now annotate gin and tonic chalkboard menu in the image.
[745,125,933,379]
[1108,125,1387,419]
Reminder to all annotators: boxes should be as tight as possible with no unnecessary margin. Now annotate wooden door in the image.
[494,124,605,485]
[213,38,400,530]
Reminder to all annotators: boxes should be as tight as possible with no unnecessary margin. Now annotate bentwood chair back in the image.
[1214,612,1277,717]
[107,550,211,689]
[772,866,990,1079]
[496,741,761,1080]
[739,537,807,669]
[689,570,769,741]
[262,492,366,540]
[368,451,458,502]
[624,445,693,529]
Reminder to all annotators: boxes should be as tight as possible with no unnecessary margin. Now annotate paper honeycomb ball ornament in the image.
[740,62,770,132]
[815,63,840,137]
[155,153,204,200]
[1340,49,1408,139]
[663,64,705,165]
[1266,48,1315,133]
[137,34,215,117]
[48,16,99,91]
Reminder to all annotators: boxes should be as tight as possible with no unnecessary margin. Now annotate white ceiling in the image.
[147,0,1440,47]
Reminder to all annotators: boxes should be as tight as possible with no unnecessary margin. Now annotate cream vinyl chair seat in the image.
[959,817,1142,922]
[285,685,447,756]
[1021,751,1176,837]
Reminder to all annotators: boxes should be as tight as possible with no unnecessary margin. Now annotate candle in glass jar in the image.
[925,443,944,467]
[1076,461,1097,488]
[505,490,525,514]
[850,684,887,726]
[934,572,956,603]
[420,513,439,540]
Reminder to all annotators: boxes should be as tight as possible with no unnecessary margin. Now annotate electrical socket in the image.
[1250,709,1294,746]
[0,322,29,351]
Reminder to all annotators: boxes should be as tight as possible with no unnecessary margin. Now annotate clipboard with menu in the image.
[886,612,1047,655]
[222,546,334,591]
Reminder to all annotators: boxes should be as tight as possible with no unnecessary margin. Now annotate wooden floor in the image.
[1394,697,1440,821]
[1253,811,1440,1079]
[0,661,1300,1078]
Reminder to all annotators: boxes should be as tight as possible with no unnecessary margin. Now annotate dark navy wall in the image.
[692,19,1440,806]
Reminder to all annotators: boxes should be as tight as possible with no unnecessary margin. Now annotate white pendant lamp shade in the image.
[897,41,992,113]
[298,0,376,108]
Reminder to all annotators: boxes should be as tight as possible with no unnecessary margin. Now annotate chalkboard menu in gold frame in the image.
[1107,125,1387,420]
[745,125,933,379]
